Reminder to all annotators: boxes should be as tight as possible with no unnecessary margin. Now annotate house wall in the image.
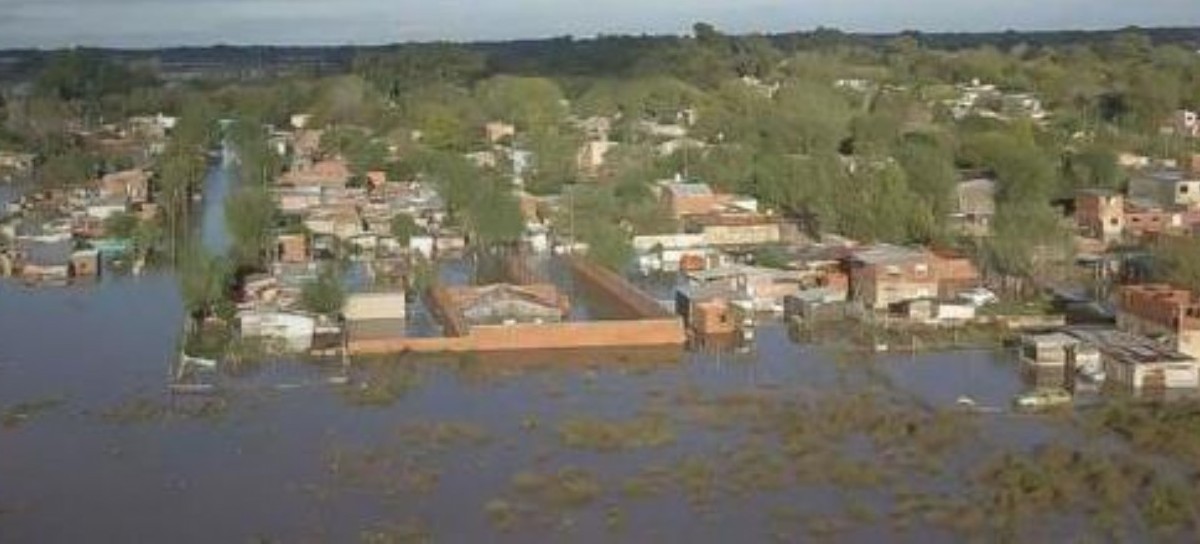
[700,223,781,247]
[851,261,938,310]
[931,253,981,298]
[1075,193,1125,241]
[1105,358,1200,393]
[664,192,720,218]
[1125,209,1180,238]
[1117,285,1200,359]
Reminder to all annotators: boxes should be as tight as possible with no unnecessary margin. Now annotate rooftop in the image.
[849,244,928,266]
[1068,328,1195,366]
[663,183,714,198]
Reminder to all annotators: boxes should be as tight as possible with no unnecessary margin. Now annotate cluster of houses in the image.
[1075,155,1200,244]
[0,113,177,283]
[944,80,1048,123]
[0,167,151,283]
[1010,153,1200,400]
[1022,283,1200,398]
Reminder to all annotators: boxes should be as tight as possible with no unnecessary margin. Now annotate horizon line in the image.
[2,23,1197,53]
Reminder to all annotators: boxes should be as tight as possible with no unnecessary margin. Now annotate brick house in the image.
[661,182,722,218]
[847,245,980,310]
[1075,189,1125,243]
[1129,169,1200,209]
[1116,284,1200,360]
[685,213,783,247]
[1125,200,1182,240]
[98,169,151,204]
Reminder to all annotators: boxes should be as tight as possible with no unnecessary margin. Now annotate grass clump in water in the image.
[557,415,675,452]
[510,467,603,509]
[1,397,65,429]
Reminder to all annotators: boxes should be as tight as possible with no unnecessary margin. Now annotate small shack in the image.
[237,311,316,352]
[344,292,408,342]
[1019,333,1080,389]
[70,249,100,278]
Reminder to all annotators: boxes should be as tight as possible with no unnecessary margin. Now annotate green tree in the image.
[389,214,420,246]
[226,186,276,270]
[1064,144,1122,191]
[467,179,524,247]
[103,212,140,239]
[179,246,231,323]
[1152,237,1200,293]
[476,76,567,133]
[301,266,347,317]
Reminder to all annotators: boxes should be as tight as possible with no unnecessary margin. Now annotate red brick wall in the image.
[1119,285,1200,331]
[348,318,686,355]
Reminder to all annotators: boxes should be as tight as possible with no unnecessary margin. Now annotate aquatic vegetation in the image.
[340,363,423,406]
[556,415,675,452]
[621,465,675,498]
[98,396,227,424]
[1094,400,1200,469]
[1,397,65,429]
[395,421,491,452]
[484,498,519,532]
[509,467,603,508]
[359,518,433,544]
[326,448,443,495]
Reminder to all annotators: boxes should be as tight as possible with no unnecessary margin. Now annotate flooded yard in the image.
[4,273,1196,542]
[2,153,1198,543]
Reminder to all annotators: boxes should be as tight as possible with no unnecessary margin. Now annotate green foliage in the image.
[179,246,231,321]
[103,212,140,239]
[320,126,388,175]
[353,45,485,99]
[476,76,567,132]
[467,179,525,247]
[389,214,420,246]
[1064,144,1122,191]
[562,187,634,271]
[1151,237,1200,293]
[225,185,276,270]
[985,203,1072,279]
[300,266,346,316]
[36,149,96,188]
[753,246,792,269]
[961,128,1060,203]
[36,49,157,103]
[524,129,581,195]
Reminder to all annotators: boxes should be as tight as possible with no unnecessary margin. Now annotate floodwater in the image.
[199,142,235,255]
[0,158,1174,543]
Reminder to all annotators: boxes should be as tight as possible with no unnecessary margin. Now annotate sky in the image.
[1,0,1198,49]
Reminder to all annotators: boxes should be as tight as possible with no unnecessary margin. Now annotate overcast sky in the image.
[1,0,1198,49]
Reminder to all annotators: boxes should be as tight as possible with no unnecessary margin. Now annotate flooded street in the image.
[199,142,235,254]
[0,158,1175,543]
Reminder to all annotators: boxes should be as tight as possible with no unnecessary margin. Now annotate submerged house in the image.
[443,284,570,327]
[237,311,316,352]
[1116,284,1200,360]
[344,292,407,342]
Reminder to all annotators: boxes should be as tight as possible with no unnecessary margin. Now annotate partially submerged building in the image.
[1116,284,1200,360]
[443,284,569,326]
[1070,328,1200,394]
[344,292,407,343]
